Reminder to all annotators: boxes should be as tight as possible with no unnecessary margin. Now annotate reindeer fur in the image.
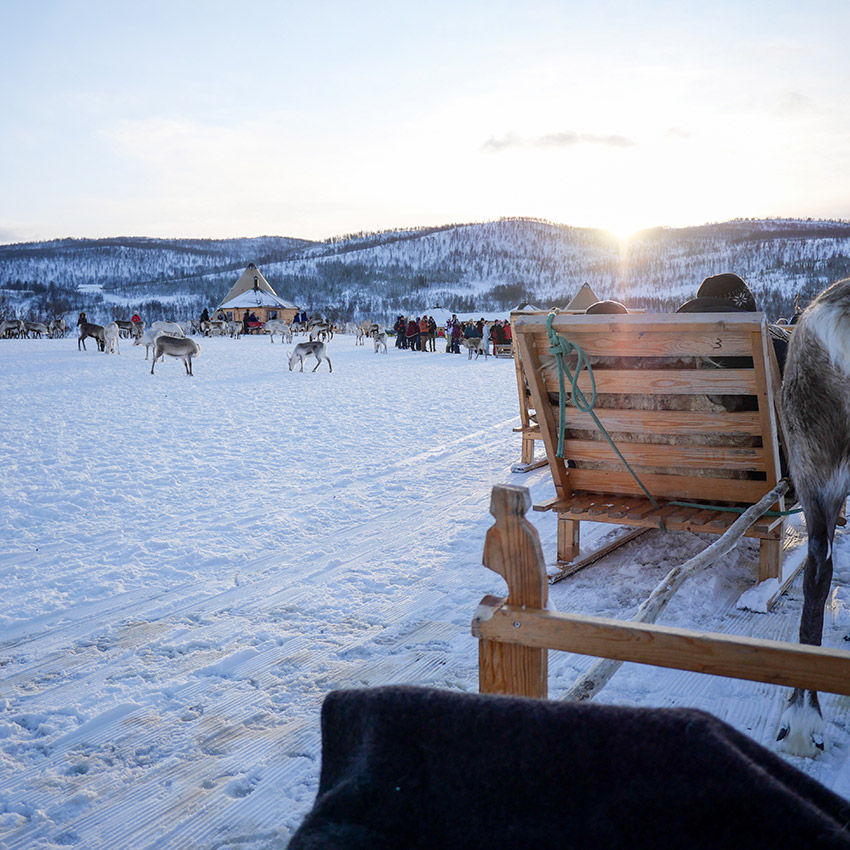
[779,277,850,756]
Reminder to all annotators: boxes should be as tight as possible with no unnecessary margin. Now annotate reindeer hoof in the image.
[776,702,825,758]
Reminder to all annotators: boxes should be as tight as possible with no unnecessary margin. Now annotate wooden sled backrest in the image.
[513,312,784,506]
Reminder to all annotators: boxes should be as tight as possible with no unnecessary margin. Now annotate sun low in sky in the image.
[1,0,848,243]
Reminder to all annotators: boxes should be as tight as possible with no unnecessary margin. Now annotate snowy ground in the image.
[1,333,849,849]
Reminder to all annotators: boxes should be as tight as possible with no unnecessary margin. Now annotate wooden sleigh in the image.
[513,311,799,604]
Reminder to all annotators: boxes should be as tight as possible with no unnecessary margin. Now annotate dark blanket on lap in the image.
[288,685,850,850]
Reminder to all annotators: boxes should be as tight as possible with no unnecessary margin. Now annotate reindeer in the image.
[459,336,490,360]
[78,322,106,352]
[308,321,334,342]
[104,321,121,354]
[202,319,226,336]
[49,318,67,338]
[373,331,388,354]
[151,320,185,337]
[264,320,292,343]
[150,335,201,376]
[288,341,333,372]
[115,320,136,338]
[778,276,850,756]
[133,328,164,360]
[0,319,24,338]
[25,321,50,338]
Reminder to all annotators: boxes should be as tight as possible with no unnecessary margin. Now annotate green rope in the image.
[667,499,802,518]
[545,312,661,512]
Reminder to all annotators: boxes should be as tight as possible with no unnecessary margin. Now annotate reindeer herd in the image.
[0,317,67,339]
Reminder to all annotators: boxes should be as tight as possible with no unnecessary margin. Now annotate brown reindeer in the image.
[78,322,106,352]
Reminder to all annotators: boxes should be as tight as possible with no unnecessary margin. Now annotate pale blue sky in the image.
[2,0,848,242]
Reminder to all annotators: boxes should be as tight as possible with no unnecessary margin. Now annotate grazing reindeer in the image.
[779,277,850,756]
[104,321,121,354]
[373,331,388,354]
[133,328,164,360]
[0,319,25,338]
[78,322,106,352]
[49,318,67,338]
[288,341,333,373]
[151,335,201,376]
[25,321,50,338]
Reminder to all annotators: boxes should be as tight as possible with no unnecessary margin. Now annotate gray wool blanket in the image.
[288,685,850,850]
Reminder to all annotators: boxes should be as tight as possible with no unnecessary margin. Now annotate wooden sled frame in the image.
[513,311,794,596]
[473,485,850,701]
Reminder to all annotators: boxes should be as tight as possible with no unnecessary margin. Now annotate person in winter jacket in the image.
[406,318,420,351]
[451,316,462,353]
[427,316,437,351]
[394,315,406,348]
[418,316,429,351]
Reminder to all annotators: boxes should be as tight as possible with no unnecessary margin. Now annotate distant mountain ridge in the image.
[1,217,849,324]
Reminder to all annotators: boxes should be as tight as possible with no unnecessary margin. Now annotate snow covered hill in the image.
[2,217,849,325]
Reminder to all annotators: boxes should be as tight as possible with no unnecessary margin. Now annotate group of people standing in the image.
[393,314,513,354]
[394,315,438,351]
[445,315,512,355]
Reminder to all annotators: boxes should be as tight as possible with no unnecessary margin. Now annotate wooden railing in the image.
[472,484,850,700]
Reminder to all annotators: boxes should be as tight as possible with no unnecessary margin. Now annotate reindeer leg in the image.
[777,495,838,756]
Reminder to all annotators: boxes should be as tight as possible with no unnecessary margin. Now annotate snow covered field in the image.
[1,333,849,848]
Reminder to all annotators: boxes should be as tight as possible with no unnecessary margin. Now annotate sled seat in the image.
[513,311,791,586]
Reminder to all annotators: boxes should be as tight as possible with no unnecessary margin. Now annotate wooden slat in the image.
[516,327,758,359]
[516,333,572,500]
[561,439,766,471]
[560,408,762,436]
[751,328,782,495]
[562,468,770,503]
[606,497,645,519]
[563,494,599,515]
[514,311,763,339]
[685,510,723,531]
[473,603,850,696]
[542,368,758,396]
[538,497,780,539]
[533,495,562,513]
